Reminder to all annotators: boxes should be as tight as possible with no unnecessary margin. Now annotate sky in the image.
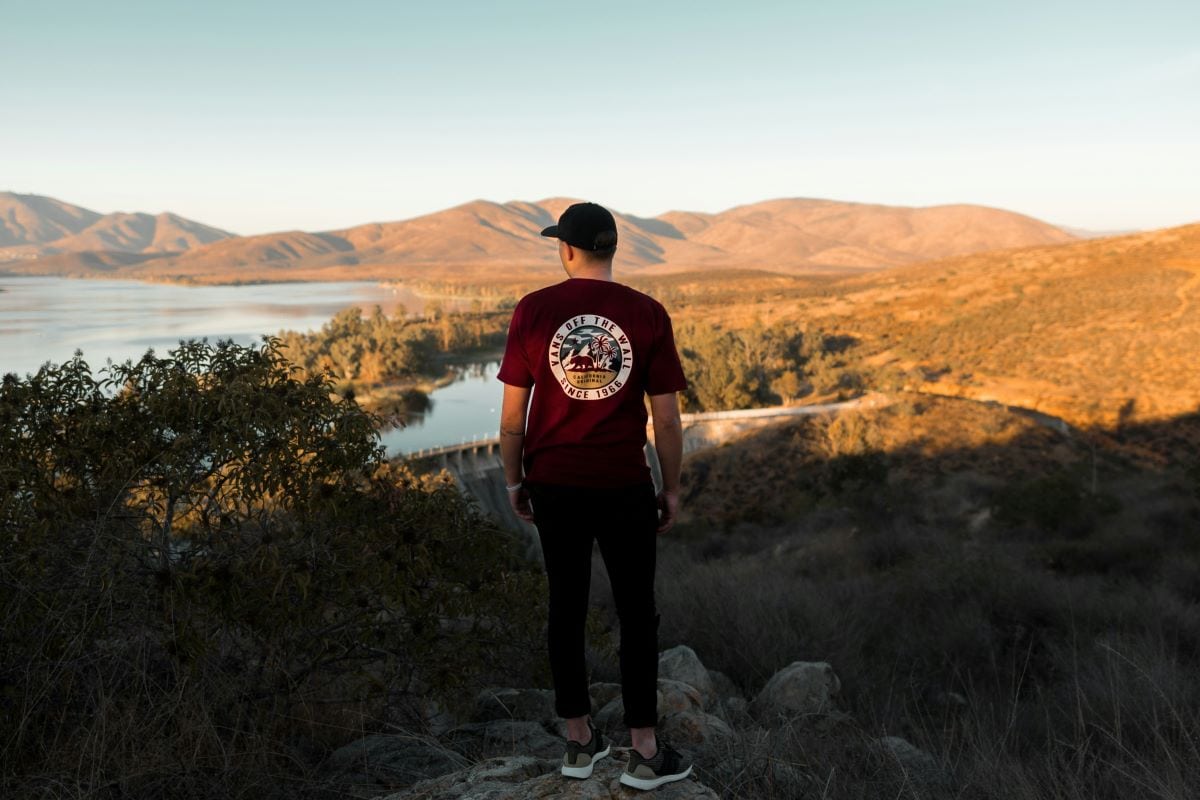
[2,0,1197,235]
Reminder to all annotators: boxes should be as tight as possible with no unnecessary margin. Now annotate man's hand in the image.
[509,485,534,523]
[499,383,532,522]
[650,393,683,534]
[656,489,679,534]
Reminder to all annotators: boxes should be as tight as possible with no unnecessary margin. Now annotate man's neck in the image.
[567,266,613,282]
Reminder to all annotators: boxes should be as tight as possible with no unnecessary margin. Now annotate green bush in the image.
[276,304,510,389]
[0,338,544,797]
[993,470,1120,536]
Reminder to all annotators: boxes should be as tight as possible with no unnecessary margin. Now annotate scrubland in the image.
[5,222,1199,798]
[585,398,1200,798]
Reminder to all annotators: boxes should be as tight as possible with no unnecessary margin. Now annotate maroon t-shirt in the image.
[497,278,688,488]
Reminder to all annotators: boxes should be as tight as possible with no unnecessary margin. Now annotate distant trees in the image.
[675,321,864,411]
[276,304,510,389]
[771,370,804,404]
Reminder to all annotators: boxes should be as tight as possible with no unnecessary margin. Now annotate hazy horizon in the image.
[3,0,1197,235]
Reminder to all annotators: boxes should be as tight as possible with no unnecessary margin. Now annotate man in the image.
[497,201,693,790]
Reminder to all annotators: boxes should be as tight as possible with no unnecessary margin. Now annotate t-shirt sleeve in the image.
[645,305,688,395]
[496,300,534,388]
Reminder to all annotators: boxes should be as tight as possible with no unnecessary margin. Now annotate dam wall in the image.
[402,395,890,551]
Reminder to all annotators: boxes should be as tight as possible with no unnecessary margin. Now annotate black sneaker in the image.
[620,740,693,790]
[561,720,610,779]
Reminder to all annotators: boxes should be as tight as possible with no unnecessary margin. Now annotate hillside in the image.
[0,193,101,247]
[0,192,232,262]
[1,193,1074,283]
[669,222,1200,429]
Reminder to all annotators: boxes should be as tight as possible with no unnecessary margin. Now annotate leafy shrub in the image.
[0,338,544,797]
[992,470,1120,536]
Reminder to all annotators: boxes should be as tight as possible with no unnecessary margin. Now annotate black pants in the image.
[525,480,661,729]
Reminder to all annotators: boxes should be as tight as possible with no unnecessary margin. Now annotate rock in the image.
[593,695,624,733]
[750,661,841,722]
[810,709,857,734]
[592,678,705,735]
[385,750,719,799]
[593,689,665,734]
[383,755,555,799]
[589,681,623,710]
[658,645,715,704]
[324,733,467,791]
[659,709,735,751]
[444,720,563,760]
[873,736,951,787]
[657,679,706,714]
[723,696,753,727]
[472,687,556,724]
[708,669,742,701]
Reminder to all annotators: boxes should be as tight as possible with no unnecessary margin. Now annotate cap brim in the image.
[540,225,560,238]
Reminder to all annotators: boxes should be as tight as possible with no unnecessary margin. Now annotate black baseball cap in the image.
[540,202,618,251]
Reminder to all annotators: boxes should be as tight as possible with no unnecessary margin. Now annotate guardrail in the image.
[405,435,500,460]
[397,395,885,460]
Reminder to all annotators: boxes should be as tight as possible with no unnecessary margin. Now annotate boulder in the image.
[723,696,753,727]
[708,669,742,701]
[384,750,719,799]
[592,689,666,734]
[444,720,563,760]
[472,687,556,724]
[873,736,951,787]
[657,679,706,714]
[382,755,554,799]
[659,709,736,751]
[750,661,841,722]
[324,733,467,791]
[593,677,705,734]
[589,681,623,710]
[658,645,715,704]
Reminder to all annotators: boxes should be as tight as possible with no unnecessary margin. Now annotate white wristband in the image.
[505,481,523,492]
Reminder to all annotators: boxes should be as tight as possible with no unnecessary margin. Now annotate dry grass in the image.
[589,399,1200,799]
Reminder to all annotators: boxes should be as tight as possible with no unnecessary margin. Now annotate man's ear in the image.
[561,241,576,263]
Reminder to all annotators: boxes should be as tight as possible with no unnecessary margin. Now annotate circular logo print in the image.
[548,314,634,400]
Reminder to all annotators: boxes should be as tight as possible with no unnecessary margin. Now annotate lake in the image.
[0,275,497,455]
[377,361,502,456]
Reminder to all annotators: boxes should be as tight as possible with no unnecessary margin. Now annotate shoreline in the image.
[353,348,504,416]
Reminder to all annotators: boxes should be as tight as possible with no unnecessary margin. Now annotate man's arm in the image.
[650,391,683,533]
[499,383,534,522]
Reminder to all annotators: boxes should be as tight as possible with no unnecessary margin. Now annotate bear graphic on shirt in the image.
[548,315,634,400]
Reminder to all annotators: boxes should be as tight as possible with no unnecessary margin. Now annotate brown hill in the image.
[325,196,1072,277]
[0,193,101,248]
[0,192,233,262]
[130,231,357,280]
[51,212,231,254]
[330,198,723,273]
[744,222,1200,427]
[658,199,1077,270]
[1,193,1075,283]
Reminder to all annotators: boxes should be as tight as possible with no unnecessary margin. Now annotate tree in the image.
[772,370,804,404]
[0,338,544,796]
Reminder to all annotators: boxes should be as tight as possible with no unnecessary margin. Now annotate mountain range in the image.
[1,191,1078,283]
[0,193,232,260]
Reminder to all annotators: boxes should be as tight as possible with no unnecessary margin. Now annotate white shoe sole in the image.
[561,744,611,779]
[619,764,693,790]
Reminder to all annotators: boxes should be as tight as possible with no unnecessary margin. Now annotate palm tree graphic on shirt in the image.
[561,326,621,388]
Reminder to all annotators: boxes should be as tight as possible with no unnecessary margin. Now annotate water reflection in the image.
[378,362,501,456]
[1,276,502,455]
[0,276,472,377]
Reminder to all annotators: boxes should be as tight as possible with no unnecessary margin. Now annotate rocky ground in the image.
[320,646,949,799]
